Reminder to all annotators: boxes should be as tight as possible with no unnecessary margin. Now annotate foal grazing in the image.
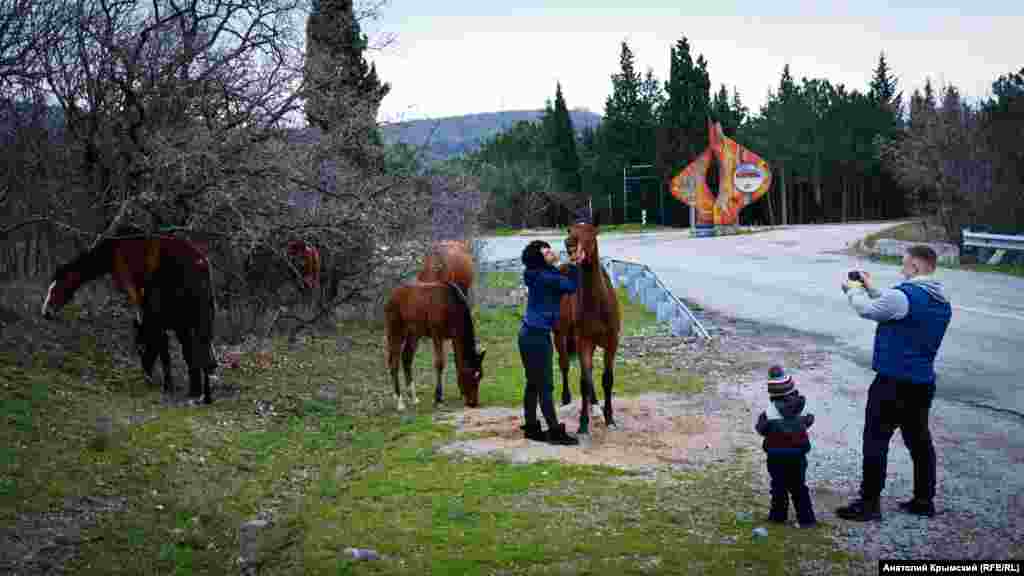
[385,281,486,411]
[552,223,622,434]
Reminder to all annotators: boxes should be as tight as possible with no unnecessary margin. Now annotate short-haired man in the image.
[836,245,952,521]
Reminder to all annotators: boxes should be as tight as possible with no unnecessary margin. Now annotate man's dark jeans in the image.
[861,374,937,502]
[519,324,558,430]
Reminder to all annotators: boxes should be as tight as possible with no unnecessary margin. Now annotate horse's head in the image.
[41,263,83,319]
[459,345,486,408]
[567,222,599,264]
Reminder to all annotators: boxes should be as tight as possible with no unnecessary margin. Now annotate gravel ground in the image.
[646,308,1024,567]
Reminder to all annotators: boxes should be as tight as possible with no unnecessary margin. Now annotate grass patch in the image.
[860,221,949,249]
[873,254,1024,278]
[0,278,856,574]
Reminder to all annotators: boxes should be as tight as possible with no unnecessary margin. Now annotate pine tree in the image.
[544,83,582,198]
[661,35,710,161]
[711,84,745,136]
[869,51,902,130]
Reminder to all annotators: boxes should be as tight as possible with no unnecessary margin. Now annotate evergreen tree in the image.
[543,83,582,199]
[869,51,902,112]
[711,84,745,136]
[304,0,390,142]
[660,35,711,161]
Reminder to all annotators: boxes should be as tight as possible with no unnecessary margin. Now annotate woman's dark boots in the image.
[522,421,546,442]
[522,422,579,445]
[545,423,579,446]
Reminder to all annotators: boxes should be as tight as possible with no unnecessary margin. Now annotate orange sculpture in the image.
[670,119,772,226]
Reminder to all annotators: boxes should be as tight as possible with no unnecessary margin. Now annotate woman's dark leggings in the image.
[519,323,559,430]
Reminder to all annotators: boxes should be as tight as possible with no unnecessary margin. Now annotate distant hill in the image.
[380,109,602,161]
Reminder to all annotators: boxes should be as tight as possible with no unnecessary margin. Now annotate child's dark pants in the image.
[767,454,816,525]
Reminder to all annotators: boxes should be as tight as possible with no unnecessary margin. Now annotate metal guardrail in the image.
[478,255,711,341]
[962,230,1024,252]
[605,258,711,341]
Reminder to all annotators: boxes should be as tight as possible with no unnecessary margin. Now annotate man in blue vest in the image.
[836,245,952,521]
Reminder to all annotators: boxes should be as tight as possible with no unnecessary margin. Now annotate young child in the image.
[755,364,817,527]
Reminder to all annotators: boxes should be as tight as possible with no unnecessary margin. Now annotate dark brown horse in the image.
[42,228,217,403]
[552,223,622,434]
[385,281,485,411]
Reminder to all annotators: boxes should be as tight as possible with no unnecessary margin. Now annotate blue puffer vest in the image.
[872,283,952,384]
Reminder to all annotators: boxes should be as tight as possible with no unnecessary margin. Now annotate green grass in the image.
[859,221,941,249]
[872,254,1024,277]
[0,280,858,574]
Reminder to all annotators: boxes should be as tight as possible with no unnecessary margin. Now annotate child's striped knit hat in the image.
[767,364,796,399]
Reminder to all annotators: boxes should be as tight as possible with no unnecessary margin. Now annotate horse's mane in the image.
[54,235,115,283]
[446,282,478,366]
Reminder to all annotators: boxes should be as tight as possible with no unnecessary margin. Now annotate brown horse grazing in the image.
[552,223,622,434]
[42,227,218,403]
[385,281,486,411]
[416,240,474,292]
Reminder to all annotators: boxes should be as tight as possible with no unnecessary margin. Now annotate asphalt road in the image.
[482,222,1024,417]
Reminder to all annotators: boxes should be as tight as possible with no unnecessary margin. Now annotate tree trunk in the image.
[780,163,788,225]
[841,173,848,222]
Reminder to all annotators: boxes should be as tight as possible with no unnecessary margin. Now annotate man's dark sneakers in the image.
[836,499,882,521]
[897,498,935,517]
[545,423,580,446]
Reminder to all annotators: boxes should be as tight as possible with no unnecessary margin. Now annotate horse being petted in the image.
[42,227,218,403]
[552,222,623,435]
[384,281,486,411]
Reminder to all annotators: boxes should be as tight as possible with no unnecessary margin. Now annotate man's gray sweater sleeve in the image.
[847,285,909,322]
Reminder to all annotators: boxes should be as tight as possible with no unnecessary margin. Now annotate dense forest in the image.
[461,37,1023,243]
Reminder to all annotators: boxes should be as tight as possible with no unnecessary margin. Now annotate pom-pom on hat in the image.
[767,364,796,400]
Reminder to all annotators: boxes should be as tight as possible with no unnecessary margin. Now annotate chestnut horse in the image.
[417,240,474,292]
[552,223,622,434]
[385,281,485,411]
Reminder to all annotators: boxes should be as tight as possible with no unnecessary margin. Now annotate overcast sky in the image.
[359,1,1021,123]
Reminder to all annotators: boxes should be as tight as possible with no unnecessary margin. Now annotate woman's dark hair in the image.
[521,240,551,269]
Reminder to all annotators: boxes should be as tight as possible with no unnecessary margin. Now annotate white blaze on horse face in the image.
[42,281,56,316]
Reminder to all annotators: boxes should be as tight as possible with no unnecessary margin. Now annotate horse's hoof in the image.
[606,422,619,431]
[561,396,572,406]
